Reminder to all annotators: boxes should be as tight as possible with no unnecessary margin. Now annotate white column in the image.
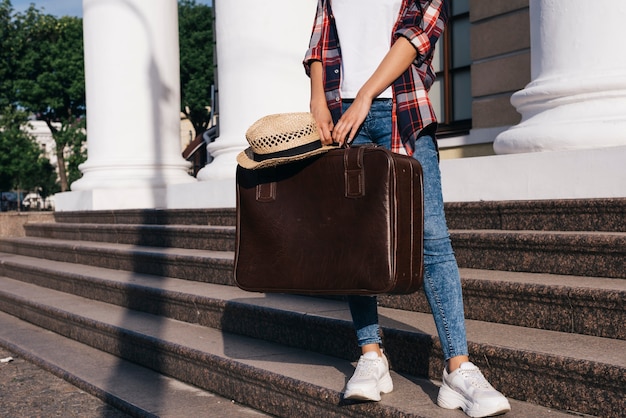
[196,0,317,181]
[494,0,626,154]
[71,0,194,191]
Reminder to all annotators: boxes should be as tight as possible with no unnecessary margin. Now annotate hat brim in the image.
[237,144,339,170]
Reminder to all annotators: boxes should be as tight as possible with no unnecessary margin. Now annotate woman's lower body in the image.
[341,99,510,418]
[343,99,468,360]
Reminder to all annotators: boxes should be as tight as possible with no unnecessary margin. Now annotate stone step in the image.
[1,276,621,417]
[0,316,568,418]
[47,198,626,232]
[444,198,626,232]
[451,229,626,279]
[24,222,236,251]
[1,248,624,340]
[53,208,236,227]
[49,198,626,232]
[10,223,625,279]
[5,200,622,416]
[0,312,270,418]
[25,224,626,271]
[0,237,626,339]
[380,269,626,340]
[0,237,235,285]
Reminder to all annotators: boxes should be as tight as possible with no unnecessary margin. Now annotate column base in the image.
[70,163,197,191]
[440,145,626,202]
[196,141,247,182]
[494,72,626,154]
[54,179,236,211]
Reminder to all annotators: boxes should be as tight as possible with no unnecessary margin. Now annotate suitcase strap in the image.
[256,180,276,202]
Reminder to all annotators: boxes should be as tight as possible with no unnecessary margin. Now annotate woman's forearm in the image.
[308,60,335,143]
[357,36,417,101]
[331,37,417,144]
[309,60,326,107]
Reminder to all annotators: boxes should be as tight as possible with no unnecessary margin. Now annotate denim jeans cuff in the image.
[355,324,382,347]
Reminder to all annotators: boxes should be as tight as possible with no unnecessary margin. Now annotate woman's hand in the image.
[311,101,335,145]
[332,95,372,146]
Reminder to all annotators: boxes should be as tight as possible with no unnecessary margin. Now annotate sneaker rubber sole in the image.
[437,384,511,417]
[343,372,393,402]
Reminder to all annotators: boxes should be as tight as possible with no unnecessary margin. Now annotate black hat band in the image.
[253,140,323,162]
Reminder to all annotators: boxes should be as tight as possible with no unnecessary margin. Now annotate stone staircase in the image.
[0,199,624,417]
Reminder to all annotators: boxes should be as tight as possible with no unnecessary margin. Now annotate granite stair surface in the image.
[0,198,624,417]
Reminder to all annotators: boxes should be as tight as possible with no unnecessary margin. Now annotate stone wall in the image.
[470,0,530,129]
[0,212,54,238]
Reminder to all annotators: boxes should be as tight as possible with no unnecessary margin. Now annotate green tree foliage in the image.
[60,117,87,186]
[0,106,58,197]
[0,0,16,108]
[179,0,215,139]
[1,0,212,198]
[1,1,59,201]
[10,5,86,192]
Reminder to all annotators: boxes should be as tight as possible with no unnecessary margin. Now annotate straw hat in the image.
[237,112,338,170]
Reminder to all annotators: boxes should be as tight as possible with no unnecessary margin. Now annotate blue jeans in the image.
[343,99,469,361]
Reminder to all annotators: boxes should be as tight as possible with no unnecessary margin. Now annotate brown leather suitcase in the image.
[234,146,424,295]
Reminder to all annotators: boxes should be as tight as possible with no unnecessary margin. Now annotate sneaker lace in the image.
[459,367,492,389]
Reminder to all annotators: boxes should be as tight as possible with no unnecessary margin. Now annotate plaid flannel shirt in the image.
[304,0,448,155]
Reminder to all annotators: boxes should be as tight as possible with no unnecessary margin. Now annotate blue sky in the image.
[10,0,212,17]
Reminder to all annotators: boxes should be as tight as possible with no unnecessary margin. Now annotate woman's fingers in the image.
[333,98,371,145]
[311,106,335,145]
[318,121,334,145]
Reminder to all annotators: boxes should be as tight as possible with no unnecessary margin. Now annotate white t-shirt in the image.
[331,0,403,99]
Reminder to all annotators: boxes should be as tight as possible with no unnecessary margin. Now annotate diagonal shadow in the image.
[82,1,177,415]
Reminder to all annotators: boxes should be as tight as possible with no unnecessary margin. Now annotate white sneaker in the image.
[343,351,393,401]
[437,362,511,417]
